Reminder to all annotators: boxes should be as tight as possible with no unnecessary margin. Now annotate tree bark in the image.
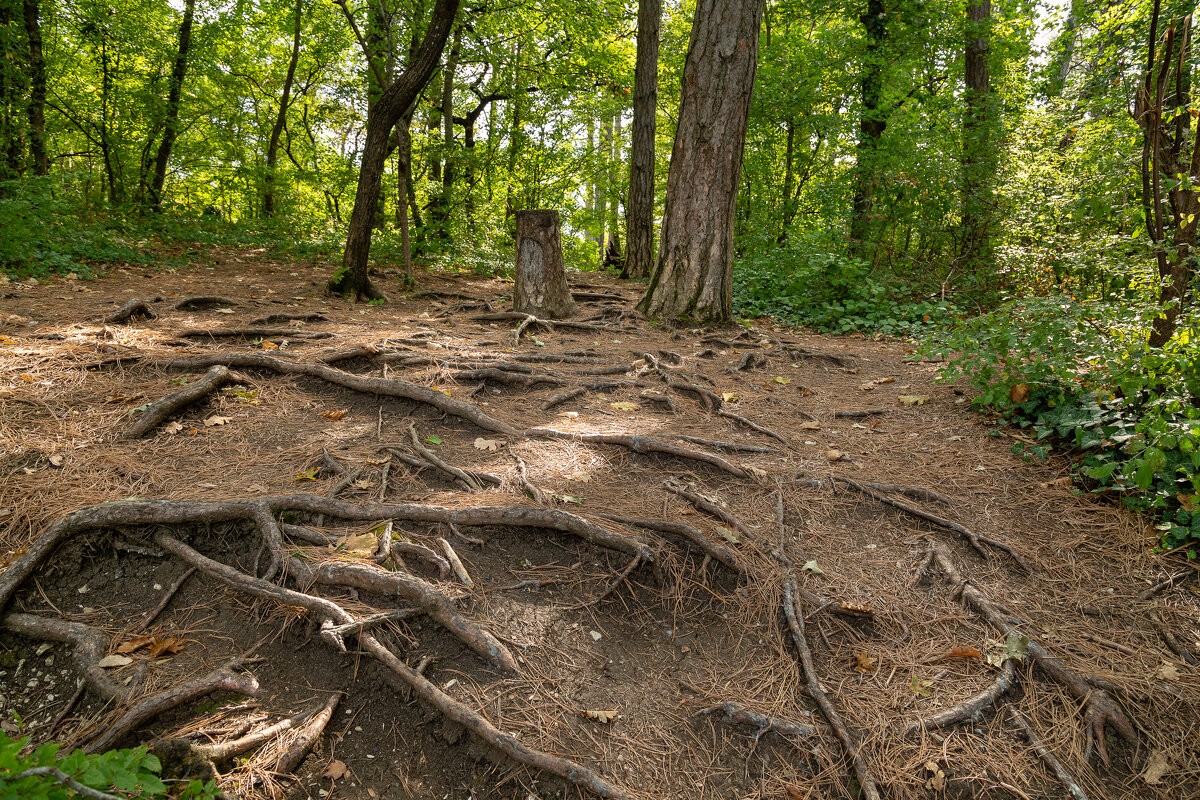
[263,0,304,218]
[848,0,887,260]
[958,0,995,273]
[637,0,765,323]
[331,0,461,302]
[608,111,623,257]
[598,116,611,263]
[23,0,47,175]
[145,0,196,212]
[514,210,576,319]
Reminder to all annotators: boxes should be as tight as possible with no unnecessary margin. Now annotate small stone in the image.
[589,630,602,641]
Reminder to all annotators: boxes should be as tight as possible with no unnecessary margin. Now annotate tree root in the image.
[382,447,501,489]
[698,701,818,743]
[245,312,328,326]
[672,435,772,454]
[104,299,157,324]
[193,702,323,763]
[122,366,236,439]
[917,541,1136,765]
[437,537,473,586]
[833,409,889,418]
[857,482,953,506]
[171,296,237,311]
[594,513,747,576]
[470,311,620,336]
[407,423,483,491]
[86,665,260,753]
[799,474,1028,570]
[453,368,568,387]
[1136,570,1193,601]
[1006,707,1090,800]
[174,326,333,340]
[163,353,522,436]
[663,480,754,538]
[513,454,546,503]
[716,408,789,445]
[899,659,1017,735]
[135,567,197,632]
[528,428,753,479]
[569,551,644,609]
[271,692,341,775]
[1150,611,1197,664]
[538,381,630,411]
[1,613,126,700]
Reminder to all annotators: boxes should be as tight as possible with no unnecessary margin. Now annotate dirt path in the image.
[0,250,1195,800]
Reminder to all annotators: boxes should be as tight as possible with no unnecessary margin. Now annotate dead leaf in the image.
[986,631,1029,667]
[261,340,279,350]
[801,560,824,575]
[799,421,820,430]
[558,495,583,505]
[48,454,64,467]
[214,307,234,314]
[147,636,187,657]
[1178,493,1197,512]
[98,654,133,669]
[944,646,982,660]
[1156,661,1181,681]
[322,760,348,780]
[344,533,378,557]
[910,675,932,696]
[163,421,184,434]
[582,709,618,724]
[609,401,638,411]
[721,392,740,403]
[320,408,348,420]
[117,636,155,654]
[854,651,877,673]
[715,526,741,544]
[859,382,877,391]
[203,415,231,427]
[1143,750,1171,785]
[1039,476,1073,489]
[771,376,791,385]
[474,438,502,452]
[825,449,844,462]
[1010,383,1030,403]
[897,395,929,406]
[747,466,768,482]
[296,469,318,481]
[923,760,946,791]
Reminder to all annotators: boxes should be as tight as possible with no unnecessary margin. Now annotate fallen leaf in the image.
[1178,493,1197,512]
[825,449,843,462]
[533,337,546,347]
[424,434,443,445]
[163,421,184,434]
[48,454,64,467]
[203,415,231,427]
[474,438,502,452]
[1143,750,1171,785]
[261,340,279,350]
[897,395,929,406]
[1010,383,1030,403]
[19,374,34,382]
[910,675,932,696]
[0,390,13,399]
[859,382,876,391]
[609,401,639,411]
[799,421,821,430]
[344,533,378,556]
[720,392,740,403]
[558,495,583,504]
[323,760,348,780]
[214,307,234,314]
[98,654,133,669]
[772,376,791,385]
[296,469,318,481]
[582,709,618,724]
[1156,661,1181,681]
[944,646,982,660]
[320,408,348,420]
[854,651,877,673]
[747,466,768,482]
[801,560,824,575]
[117,636,155,654]
[1039,476,1073,489]
[715,526,741,544]
[986,631,1030,667]
[147,636,187,657]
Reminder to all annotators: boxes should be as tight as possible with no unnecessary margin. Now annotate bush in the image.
[0,728,219,799]
[921,294,1199,553]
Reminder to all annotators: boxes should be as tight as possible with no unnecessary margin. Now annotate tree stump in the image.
[514,210,576,319]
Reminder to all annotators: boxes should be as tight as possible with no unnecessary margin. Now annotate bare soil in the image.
[0,248,1196,800]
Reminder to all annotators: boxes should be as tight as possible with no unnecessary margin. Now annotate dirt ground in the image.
[0,247,1196,800]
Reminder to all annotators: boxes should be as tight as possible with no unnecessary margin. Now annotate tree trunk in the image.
[958,0,995,273]
[396,109,415,284]
[432,24,461,240]
[331,0,460,302]
[513,210,576,319]
[23,0,47,175]
[0,0,26,178]
[263,0,304,218]
[598,116,611,264]
[637,0,765,323]
[608,111,623,257]
[848,0,887,260]
[145,0,196,212]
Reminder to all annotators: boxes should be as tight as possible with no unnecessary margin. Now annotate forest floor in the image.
[0,245,1196,800]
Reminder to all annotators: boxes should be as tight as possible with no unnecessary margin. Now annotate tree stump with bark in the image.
[514,210,576,319]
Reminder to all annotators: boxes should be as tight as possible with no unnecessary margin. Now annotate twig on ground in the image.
[1137,571,1193,601]
[513,454,545,503]
[1150,611,1198,664]
[698,702,817,744]
[193,705,320,763]
[408,423,483,491]
[663,480,754,538]
[569,552,644,609]
[134,567,197,632]
[327,467,364,498]
[716,408,791,443]
[1006,707,1090,800]
[271,692,341,775]
[438,538,473,587]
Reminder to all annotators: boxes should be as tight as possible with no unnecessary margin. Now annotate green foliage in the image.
[923,296,1200,553]
[733,243,954,335]
[0,729,219,799]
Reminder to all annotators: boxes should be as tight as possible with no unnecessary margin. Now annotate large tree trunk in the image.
[263,0,304,218]
[622,0,660,279]
[958,0,995,273]
[848,0,887,260]
[331,0,460,302]
[23,0,46,175]
[145,0,196,212]
[514,210,576,319]
[637,0,765,323]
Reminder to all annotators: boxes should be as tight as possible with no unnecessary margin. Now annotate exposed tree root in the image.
[538,381,631,411]
[733,352,767,372]
[528,428,753,479]
[1136,571,1193,601]
[1,613,126,700]
[717,408,790,444]
[86,665,260,753]
[408,423,484,491]
[1006,707,1090,800]
[103,298,157,324]
[899,659,1017,735]
[453,368,568,387]
[163,353,522,436]
[471,311,620,337]
[594,513,747,576]
[245,312,328,326]
[857,482,953,506]
[1150,611,1197,665]
[636,351,722,409]
[664,480,754,538]
[699,701,818,743]
[135,567,197,632]
[193,702,322,763]
[437,537,473,586]
[122,365,235,439]
[382,446,501,490]
[833,409,890,418]
[271,692,341,775]
[672,435,772,454]
[513,453,546,504]
[174,326,333,340]
[170,296,237,311]
[798,473,1029,570]
[917,541,1136,765]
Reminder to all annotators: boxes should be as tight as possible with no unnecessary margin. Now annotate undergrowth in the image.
[921,295,1200,554]
[0,728,218,799]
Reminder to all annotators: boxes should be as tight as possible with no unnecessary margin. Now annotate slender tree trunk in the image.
[264,0,304,218]
[848,0,887,259]
[779,118,795,243]
[332,0,460,301]
[637,0,766,322]
[432,24,460,239]
[587,117,600,254]
[598,117,611,263]
[959,0,995,273]
[145,0,196,211]
[0,0,26,178]
[608,111,623,256]
[396,108,415,283]
[23,0,46,175]
[622,0,660,279]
